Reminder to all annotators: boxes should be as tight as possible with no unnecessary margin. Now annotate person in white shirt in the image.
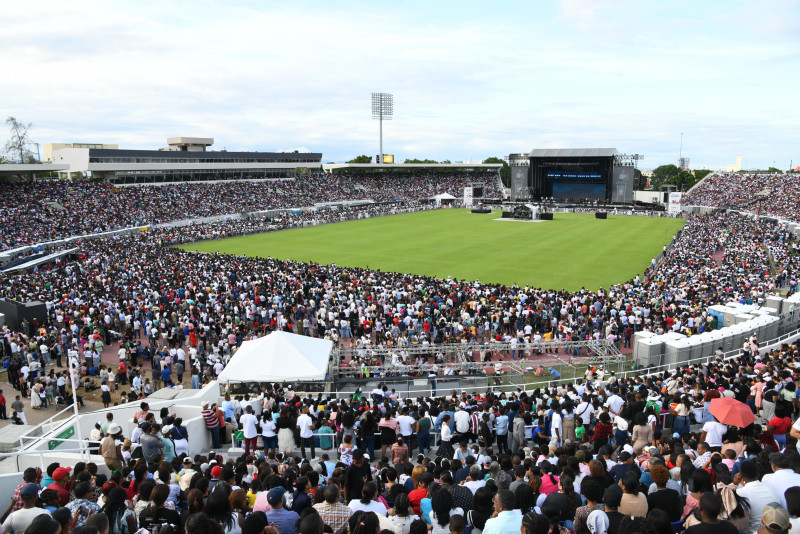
[736,460,779,534]
[296,405,316,459]
[348,481,388,516]
[576,396,595,426]
[454,408,470,437]
[700,418,728,451]
[762,452,800,509]
[396,409,416,442]
[550,403,563,447]
[463,465,486,494]
[261,412,277,454]
[605,390,624,416]
[239,405,259,455]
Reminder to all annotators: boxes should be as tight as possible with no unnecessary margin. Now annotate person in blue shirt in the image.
[221,394,236,423]
[495,407,509,453]
[483,489,521,534]
[265,487,300,534]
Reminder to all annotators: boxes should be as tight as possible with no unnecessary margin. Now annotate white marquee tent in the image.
[432,193,457,205]
[217,331,333,383]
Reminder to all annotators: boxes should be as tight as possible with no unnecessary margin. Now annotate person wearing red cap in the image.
[47,466,71,506]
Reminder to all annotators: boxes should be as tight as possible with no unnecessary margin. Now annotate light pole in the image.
[371,93,393,164]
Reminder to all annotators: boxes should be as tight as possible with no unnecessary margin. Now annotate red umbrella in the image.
[708,397,755,428]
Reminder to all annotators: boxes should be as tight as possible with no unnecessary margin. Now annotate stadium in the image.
[1,124,800,534]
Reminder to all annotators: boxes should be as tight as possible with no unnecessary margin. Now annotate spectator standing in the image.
[202,401,221,449]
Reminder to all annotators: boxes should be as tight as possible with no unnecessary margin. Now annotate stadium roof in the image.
[529,148,617,158]
[88,148,322,161]
[0,163,69,175]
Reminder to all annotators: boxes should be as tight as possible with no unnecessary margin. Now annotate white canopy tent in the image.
[217,331,333,383]
[432,193,457,206]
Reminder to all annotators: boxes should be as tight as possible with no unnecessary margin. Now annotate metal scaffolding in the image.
[331,339,625,379]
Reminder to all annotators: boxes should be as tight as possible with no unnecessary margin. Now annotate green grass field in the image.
[181,210,685,290]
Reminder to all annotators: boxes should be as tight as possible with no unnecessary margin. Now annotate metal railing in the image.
[0,447,88,472]
[333,339,624,366]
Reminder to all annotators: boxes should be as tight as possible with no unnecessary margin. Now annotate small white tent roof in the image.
[217,331,333,383]
[432,193,457,200]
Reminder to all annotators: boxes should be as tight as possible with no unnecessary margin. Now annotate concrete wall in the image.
[19,383,222,460]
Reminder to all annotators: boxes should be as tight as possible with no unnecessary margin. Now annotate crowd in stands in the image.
[682,173,800,223]
[0,208,794,425]
[5,341,800,534]
[0,173,501,249]
[2,176,800,534]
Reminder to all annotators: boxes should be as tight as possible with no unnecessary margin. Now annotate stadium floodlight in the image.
[372,93,393,165]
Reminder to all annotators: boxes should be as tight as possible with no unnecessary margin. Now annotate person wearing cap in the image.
[6,467,40,514]
[2,483,49,534]
[759,503,792,534]
[685,492,739,534]
[47,466,71,506]
[265,486,299,534]
[100,422,124,471]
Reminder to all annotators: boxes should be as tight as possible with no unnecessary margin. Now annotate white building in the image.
[50,138,322,185]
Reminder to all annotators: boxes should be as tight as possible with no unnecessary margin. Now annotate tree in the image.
[483,156,511,187]
[403,158,439,164]
[440,159,452,164]
[649,164,681,190]
[694,169,712,181]
[4,117,37,163]
[767,167,783,174]
[674,171,698,190]
[347,155,373,164]
[633,168,647,190]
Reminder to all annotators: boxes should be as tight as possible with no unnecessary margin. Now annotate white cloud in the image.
[0,0,797,169]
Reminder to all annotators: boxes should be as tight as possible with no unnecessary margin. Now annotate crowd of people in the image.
[0,173,501,249]
[682,173,800,223]
[1,175,800,534]
[5,341,800,534]
[0,207,796,425]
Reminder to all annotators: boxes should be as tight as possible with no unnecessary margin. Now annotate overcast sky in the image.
[2,0,798,169]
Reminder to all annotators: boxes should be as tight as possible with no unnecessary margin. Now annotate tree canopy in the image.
[403,158,439,164]
[347,155,373,164]
[483,156,511,187]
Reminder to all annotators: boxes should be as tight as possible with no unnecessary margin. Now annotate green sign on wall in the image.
[48,426,75,450]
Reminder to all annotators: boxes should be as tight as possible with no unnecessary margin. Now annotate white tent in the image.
[217,331,333,383]
[432,193,457,206]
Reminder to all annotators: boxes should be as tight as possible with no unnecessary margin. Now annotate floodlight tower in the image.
[372,92,393,164]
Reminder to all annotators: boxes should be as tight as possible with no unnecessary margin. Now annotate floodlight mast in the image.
[371,93,393,164]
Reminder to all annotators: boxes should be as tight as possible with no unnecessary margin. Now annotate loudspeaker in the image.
[595,212,607,219]
[539,212,553,220]
[501,211,514,218]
